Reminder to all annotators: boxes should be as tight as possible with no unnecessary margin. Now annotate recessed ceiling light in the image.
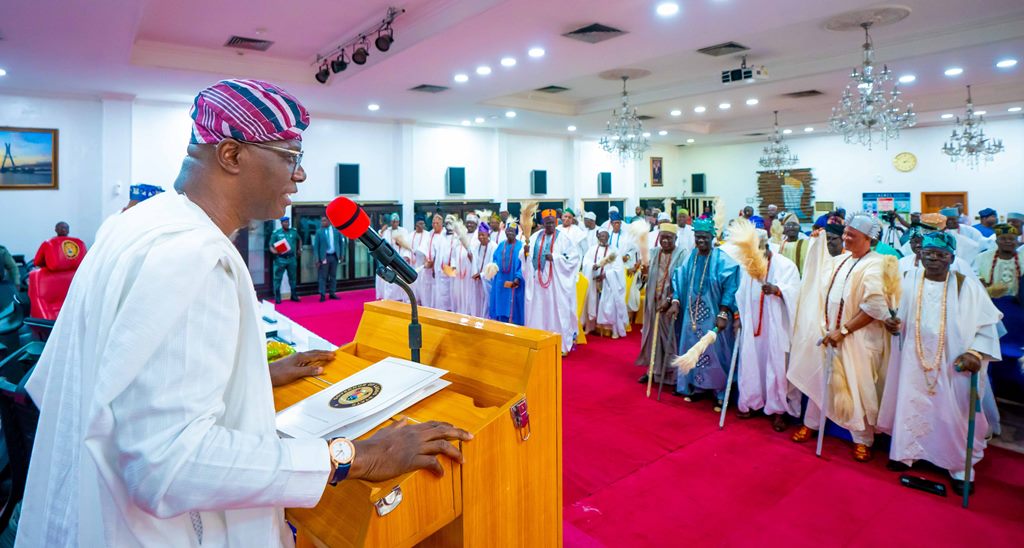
[367,103,380,111]
[782,129,792,134]
[944,67,963,77]
[940,113,954,119]
[0,68,6,77]
[567,125,577,132]
[656,2,680,17]
[642,132,651,138]
[501,57,517,67]
[453,73,469,83]
[528,47,545,58]
[474,117,485,123]
[975,110,987,115]
[694,106,706,113]
[898,74,916,84]
[476,66,492,76]
[718,102,731,110]
[461,120,471,126]
[670,109,682,116]
[1009,106,1022,112]
[745,98,759,106]
[505,110,517,118]
[996,58,1018,68]
[804,127,814,132]
[686,138,695,143]
[658,130,668,136]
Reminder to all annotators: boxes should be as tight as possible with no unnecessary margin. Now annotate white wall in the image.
[677,118,1024,221]
[0,94,103,257]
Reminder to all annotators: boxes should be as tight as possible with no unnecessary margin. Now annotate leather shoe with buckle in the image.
[852,443,873,462]
[792,426,815,443]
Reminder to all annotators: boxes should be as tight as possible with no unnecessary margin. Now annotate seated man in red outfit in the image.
[30,221,88,319]
[33,221,87,270]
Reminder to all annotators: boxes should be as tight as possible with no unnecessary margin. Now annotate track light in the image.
[330,52,348,74]
[375,26,394,52]
[315,62,330,84]
[352,38,370,65]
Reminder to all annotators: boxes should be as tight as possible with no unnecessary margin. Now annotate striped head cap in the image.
[190,79,310,144]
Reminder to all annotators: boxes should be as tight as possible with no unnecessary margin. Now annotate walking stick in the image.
[645,311,661,398]
[963,370,980,509]
[816,342,835,458]
[719,326,742,429]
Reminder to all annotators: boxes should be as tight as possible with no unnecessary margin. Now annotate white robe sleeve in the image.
[109,265,329,518]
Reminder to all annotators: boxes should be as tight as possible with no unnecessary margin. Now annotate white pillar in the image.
[99,95,134,220]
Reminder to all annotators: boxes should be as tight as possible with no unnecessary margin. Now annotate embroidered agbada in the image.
[673,248,740,397]
[558,223,589,263]
[418,229,444,308]
[877,272,1002,478]
[635,245,687,384]
[786,233,830,408]
[19,193,329,547]
[522,229,581,354]
[581,243,628,338]
[735,252,802,416]
[430,233,457,312]
[489,239,525,325]
[463,239,497,318]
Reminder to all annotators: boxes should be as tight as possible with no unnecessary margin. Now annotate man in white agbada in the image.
[582,211,599,253]
[450,214,480,314]
[380,213,411,302]
[418,213,446,309]
[878,232,1002,496]
[430,215,459,312]
[17,79,469,548]
[898,225,977,282]
[581,227,628,338]
[557,208,588,260]
[675,209,695,256]
[408,216,430,305]
[939,206,985,263]
[788,214,891,462]
[464,224,498,318]
[522,209,582,354]
[735,230,802,431]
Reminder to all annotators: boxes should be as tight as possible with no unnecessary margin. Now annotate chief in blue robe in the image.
[489,224,525,325]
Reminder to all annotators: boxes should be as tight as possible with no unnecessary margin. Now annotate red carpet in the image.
[286,290,1024,547]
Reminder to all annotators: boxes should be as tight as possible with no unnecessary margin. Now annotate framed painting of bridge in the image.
[0,126,59,190]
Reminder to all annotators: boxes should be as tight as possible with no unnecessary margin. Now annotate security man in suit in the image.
[313,215,344,302]
[269,216,302,304]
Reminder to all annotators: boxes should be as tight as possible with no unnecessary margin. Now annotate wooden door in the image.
[921,192,967,214]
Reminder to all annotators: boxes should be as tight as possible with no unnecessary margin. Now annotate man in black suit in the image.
[312,215,343,301]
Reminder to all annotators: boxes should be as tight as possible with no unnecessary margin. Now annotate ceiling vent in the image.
[409,84,449,93]
[562,23,627,44]
[224,35,274,52]
[535,85,570,93]
[637,115,655,121]
[782,89,825,98]
[696,41,750,57]
[744,132,768,137]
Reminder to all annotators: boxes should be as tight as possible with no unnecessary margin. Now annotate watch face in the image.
[331,439,354,464]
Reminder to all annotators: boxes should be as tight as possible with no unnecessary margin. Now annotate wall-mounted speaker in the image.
[531,170,547,195]
[597,172,612,195]
[691,173,706,194]
[446,167,466,195]
[337,163,359,195]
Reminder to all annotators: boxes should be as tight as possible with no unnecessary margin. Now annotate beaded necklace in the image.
[536,231,557,289]
[915,271,949,396]
[753,254,773,337]
[983,252,1022,288]
[823,254,863,331]
[477,242,489,276]
[500,240,517,274]
[688,249,713,331]
[411,232,424,265]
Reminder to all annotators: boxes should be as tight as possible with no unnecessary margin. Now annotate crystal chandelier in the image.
[758,111,799,175]
[829,22,916,150]
[599,76,650,163]
[941,85,1005,169]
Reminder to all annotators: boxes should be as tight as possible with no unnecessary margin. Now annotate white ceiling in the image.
[2,0,1023,145]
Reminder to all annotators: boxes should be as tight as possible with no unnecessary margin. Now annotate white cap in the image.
[847,214,880,239]
[583,211,597,221]
[657,212,671,222]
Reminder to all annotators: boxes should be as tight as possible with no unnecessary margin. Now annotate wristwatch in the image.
[840,325,850,337]
[327,437,356,485]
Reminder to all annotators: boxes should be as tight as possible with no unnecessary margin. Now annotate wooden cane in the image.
[645,311,661,398]
[963,370,980,509]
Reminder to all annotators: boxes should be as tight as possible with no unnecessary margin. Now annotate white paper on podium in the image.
[276,357,449,439]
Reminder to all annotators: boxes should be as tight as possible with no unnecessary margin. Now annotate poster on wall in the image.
[756,168,816,221]
[0,126,59,190]
[862,192,911,214]
[650,156,663,187]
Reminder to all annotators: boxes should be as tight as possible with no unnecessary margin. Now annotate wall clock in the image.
[893,151,917,172]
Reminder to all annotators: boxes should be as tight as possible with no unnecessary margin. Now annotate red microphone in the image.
[326,197,418,284]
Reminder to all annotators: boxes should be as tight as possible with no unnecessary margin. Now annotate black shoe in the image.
[329,294,340,300]
[886,460,910,472]
[672,389,685,397]
[274,298,282,305]
[950,479,975,496]
[638,374,649,384]
[320,295,326,302]
[290,296,301,302]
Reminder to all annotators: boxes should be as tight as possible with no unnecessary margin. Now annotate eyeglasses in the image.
[245,141,304,176]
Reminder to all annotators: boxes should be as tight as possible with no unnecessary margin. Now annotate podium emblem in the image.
[330,382,382,408]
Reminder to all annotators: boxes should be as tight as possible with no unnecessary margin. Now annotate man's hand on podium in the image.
[350,418,473,481]
[269,350,334,387]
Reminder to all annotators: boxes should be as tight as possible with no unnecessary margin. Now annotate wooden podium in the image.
[273,301,563,548]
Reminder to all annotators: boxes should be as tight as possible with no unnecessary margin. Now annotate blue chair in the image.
[0,346,40,535]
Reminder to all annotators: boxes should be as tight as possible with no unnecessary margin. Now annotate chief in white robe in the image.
[557,211,589,262]
[418,217,446,309]
[736,245,802,421]
[464,229,497,318]
[581,229,628,338]
[20,193,329,547]
[381,218,411,302]
[430,224,457,312]
[522,214,581,354]
[409,222,431,305]
[878,241,1002,482]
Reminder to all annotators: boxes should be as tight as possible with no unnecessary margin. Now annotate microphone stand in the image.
[376,265,422,363]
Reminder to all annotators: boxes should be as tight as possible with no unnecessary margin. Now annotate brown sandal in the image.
[852,443,873,462]
[791,426,815,443]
